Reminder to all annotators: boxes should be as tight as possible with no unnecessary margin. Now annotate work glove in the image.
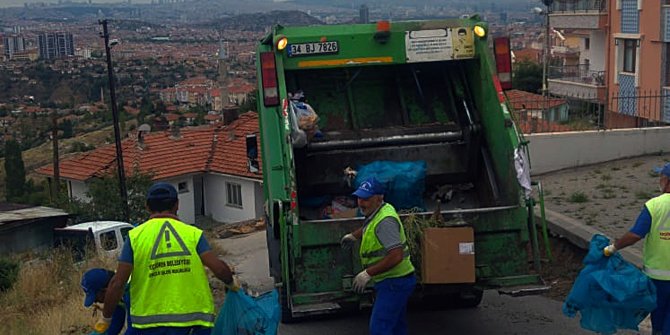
[352,270,372,293]
[603,244,616,257]
[340,233,357,250]
[225,275,241,292]
[93,316,112,333]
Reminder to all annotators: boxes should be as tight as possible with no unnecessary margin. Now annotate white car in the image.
[54,221,134,258]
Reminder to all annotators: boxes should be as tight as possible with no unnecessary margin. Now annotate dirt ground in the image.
[538,152,670,254]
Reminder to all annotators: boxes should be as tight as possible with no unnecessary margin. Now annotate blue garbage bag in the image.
[213,289,280,335]
[355,161,427,210]
[563,234,656,335]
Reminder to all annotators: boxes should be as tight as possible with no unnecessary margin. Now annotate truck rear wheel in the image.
[423,288,483,309]
[454,288,483,308]
[280,287,295,323]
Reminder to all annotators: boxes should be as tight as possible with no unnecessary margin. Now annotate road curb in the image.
[539,208,643,268]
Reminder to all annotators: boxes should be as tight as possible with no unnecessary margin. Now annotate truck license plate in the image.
[287,41,339,57]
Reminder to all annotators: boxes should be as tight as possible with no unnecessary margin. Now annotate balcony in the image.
[549,0,608,30]
[548,64,606,101]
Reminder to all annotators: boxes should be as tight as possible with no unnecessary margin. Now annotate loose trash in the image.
[562,234,656,335]
[355,160,427,210]
[213,289,280,335]
[289,91,321,145]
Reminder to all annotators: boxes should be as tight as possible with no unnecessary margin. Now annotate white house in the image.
[37,112,263,225]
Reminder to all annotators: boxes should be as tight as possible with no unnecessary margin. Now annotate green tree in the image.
[4,140,26,202]
[512,61,543,93]
[60,119,74,139]
[238,91,258,113]
[65,169,154,224]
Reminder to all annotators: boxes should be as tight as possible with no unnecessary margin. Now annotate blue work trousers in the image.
[652,279,670,335]
[370,274,416,335]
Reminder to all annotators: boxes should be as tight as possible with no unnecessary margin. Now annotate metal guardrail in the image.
[549,64,605,86]
[507,90,670,134]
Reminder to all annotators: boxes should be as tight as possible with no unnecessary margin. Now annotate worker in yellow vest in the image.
[604,163,670,335]
[95,182,238,335]
[340,177,416,335]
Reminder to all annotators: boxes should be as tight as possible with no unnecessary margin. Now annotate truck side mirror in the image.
[246,134,259,173]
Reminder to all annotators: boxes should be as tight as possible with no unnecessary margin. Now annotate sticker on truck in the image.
[405,27,474,63]
[287,41,339,57]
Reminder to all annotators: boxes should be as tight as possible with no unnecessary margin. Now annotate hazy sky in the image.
[0,0,152,7]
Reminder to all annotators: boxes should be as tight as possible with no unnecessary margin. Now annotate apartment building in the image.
[608,0,668,123]
[3,35,26,59]
[38,32,75,60]
[548,0,608,103]
[548,0,670,126]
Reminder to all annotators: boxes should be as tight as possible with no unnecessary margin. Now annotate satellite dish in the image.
[138,124,151,132]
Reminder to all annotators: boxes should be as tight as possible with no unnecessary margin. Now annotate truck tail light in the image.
[493,37,512,90]
[290,190,297,210]
[260,52,279,106]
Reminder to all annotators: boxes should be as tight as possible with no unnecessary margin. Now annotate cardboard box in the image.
[421,227,475,284]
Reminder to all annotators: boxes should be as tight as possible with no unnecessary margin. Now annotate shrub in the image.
[0,258,19,292]
[568,191,589,203]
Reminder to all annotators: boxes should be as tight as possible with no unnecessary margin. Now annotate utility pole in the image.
[51,110,60,202]
[99,19,129,222]
[541,0,553,98]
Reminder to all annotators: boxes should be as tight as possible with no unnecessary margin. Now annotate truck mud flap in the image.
[492,275,550,297]
[292,302,341,318]
[498,284,551,297]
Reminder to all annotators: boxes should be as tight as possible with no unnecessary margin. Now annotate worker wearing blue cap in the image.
[94,182,239,335]
[340,177,416,335]
[81,268,134,335]
[604,162,670,335]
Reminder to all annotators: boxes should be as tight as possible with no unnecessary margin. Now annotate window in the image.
[100,231,118,251]
[665,43,670,86]
[584,38,590,50]
[623,39,637,73]
[178,181,189,193]
[226,182,243,208]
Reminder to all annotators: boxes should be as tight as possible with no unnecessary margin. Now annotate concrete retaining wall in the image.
[527,127,670,175]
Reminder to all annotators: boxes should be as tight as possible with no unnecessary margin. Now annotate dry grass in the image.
[0,249,116,335]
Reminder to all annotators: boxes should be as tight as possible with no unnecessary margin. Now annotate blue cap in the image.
[146,182,178,201]
[352,177,385,199]
[654,163,670,177]
[81,268,112,307]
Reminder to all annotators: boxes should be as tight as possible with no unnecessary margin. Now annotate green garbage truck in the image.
[254,16,545,322]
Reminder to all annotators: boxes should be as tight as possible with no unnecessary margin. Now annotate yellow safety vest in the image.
[128,217,214,328]
[359,203,415,282]
[643,193,670,280]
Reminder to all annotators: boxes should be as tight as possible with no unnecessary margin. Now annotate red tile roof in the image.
[505,89,567,110]
[209,112,262,179]
[505,90,572,133]
[204,114,221,121]
[165,113,181,122]
[36,112,262,181]
[513,48,541,63]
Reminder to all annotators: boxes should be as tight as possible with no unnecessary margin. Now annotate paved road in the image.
[215,231,607,335]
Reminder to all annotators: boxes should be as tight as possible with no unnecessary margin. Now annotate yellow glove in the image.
[94,316,112,333]
[225,275,240,292]
[603,244,616,257]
